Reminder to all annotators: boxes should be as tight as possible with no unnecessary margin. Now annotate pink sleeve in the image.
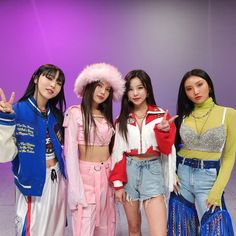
[63,107,87,210]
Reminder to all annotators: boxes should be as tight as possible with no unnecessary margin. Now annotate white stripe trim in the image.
[0,117,14,122]
[28,97,50,115]
[222,108,227,124]
[14,175,32,189]
[28,98,41,113]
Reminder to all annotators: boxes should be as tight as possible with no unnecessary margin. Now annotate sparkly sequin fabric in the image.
[180,124,225,152]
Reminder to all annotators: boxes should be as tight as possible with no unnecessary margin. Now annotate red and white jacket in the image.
[109,105,176,191]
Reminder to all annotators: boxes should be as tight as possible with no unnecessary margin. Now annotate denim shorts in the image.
[124,156,165,201]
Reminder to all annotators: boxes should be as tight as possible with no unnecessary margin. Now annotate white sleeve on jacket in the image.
[161,145,177,193]
[0,113,17,163]
[111,123,128,170]
[63,106,87,210]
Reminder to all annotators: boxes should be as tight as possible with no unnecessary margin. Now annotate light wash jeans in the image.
[177,162,217,220]
[125,156,165,201]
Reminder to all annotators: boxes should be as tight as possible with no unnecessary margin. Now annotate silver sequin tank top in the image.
[179,108,226,152]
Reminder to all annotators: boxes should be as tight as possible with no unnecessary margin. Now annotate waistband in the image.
[126,156,160,162]
[46,162,60,172]
[79,158,111,171]
[177,155,220,169]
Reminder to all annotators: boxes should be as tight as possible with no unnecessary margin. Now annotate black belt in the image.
[177,155,220,169]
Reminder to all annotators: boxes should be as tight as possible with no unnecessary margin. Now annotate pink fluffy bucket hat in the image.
[74,63,125,101]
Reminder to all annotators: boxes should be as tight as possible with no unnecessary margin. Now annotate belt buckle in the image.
[192,158,199,169]
[94,165,101,171]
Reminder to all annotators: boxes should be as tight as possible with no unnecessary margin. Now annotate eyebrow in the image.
[185,79,203,87]
[99,81,111,88]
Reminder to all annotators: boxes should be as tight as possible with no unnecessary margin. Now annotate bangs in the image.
[42,67,65,84]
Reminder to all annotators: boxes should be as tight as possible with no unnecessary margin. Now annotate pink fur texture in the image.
[74,63,125,101]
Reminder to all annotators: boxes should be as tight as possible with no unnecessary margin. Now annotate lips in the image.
[195,96,202,100]
[46,89,54,95]
[97,95,105,100]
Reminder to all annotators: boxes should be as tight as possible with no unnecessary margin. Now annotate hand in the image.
[0,88,15,113]
[157,110,178,132]
[206,199,221,213]
[173,175,181,195]
[115,188,126,204]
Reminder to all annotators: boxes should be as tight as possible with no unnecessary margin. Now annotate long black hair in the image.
[118,69,156,141]
[19,64,66,127]
[175,68,216,150]
[80,81,114,153]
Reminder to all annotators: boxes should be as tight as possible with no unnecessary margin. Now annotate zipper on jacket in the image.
[138,118,145,153]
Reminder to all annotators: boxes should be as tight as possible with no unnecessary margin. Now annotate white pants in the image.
[15,163,67,236]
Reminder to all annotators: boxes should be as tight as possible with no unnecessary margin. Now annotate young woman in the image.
[168,69,236,235]
[0,64,67,235]
[109,70,177,236]
[63,63,124,236]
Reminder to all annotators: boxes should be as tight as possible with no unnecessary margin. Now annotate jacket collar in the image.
[28,96,51,116]
[129,105,165,117]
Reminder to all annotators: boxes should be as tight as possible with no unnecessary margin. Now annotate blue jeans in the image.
[124,156,165,201]
[177,162,217,220]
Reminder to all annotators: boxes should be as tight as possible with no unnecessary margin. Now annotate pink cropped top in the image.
[64,105,114,146]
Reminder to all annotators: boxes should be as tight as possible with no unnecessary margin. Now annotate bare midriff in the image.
[129,153,160,161]
[46,158,58,168]
[79,145,110,162]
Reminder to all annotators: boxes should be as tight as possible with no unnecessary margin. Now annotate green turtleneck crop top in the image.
[178,97,236,206]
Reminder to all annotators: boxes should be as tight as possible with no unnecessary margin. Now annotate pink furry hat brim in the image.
[74,63,125,101]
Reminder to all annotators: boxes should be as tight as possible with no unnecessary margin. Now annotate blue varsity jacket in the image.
[0,96,66,196]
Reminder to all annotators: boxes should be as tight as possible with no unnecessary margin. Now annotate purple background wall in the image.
[0,0,236,117]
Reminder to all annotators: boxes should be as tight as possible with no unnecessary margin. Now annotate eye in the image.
[56,80,62,86]
[46,75,54,80]
[185,87,192,91]
[106,87,111,92]
[197,83,203,87]
[97,82,103,88]
[138,86,144,90]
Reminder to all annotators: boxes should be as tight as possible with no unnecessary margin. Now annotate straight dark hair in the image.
[19,64,66,127]
[81,81,114,153]
[175,68,216,150]
[118,69,156,142]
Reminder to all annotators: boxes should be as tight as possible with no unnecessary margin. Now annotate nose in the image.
[99,86,106,94]
[193,87,199,95]
[133,89,138,96]
[50,80,56,88]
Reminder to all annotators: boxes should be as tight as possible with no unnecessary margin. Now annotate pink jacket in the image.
[63,105,113,210]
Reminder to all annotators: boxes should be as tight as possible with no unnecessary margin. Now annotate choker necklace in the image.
[134,108,148,119]
[92,114,104,118]
[191,104,215,119]
[192,104,214,137]
[134,113,146,119]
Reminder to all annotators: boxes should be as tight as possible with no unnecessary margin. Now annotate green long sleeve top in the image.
[178,97,236,206]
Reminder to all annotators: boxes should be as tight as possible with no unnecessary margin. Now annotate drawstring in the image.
[51,169,57,182]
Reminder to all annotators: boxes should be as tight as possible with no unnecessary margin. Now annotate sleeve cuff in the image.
[113,180,123,187]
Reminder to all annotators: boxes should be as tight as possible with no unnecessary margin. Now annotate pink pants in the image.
[71,158,116,236]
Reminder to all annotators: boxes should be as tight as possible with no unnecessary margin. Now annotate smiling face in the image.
[33,70,62,106]
[184,76,210,104]
[92,80,111,107]
[127,77,148,108]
